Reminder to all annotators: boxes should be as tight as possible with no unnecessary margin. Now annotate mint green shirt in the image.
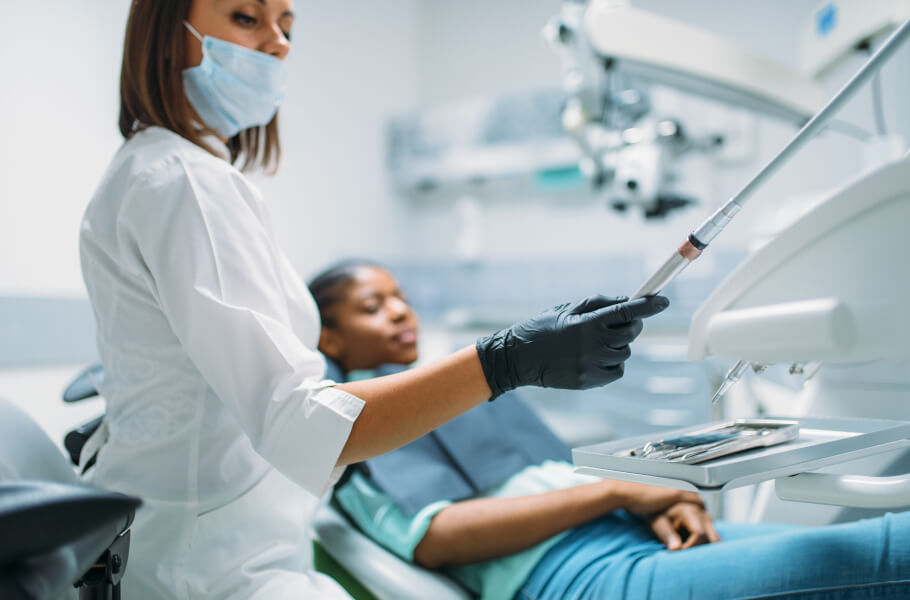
[334,460,600,600]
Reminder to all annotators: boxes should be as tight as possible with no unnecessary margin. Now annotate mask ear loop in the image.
[182,20,213,136]
[184,20,204,43]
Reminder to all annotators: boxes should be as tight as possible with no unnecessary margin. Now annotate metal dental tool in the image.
[710,361,767,405]
[709,360,750,405]
[623,19,910,403]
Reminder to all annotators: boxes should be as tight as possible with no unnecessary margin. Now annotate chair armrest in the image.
[0,481,140,599]
[311,503,472,600]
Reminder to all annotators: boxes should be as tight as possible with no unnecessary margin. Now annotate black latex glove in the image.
[475,295,669,399]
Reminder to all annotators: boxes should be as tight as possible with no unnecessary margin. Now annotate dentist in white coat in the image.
[78,0,669,597]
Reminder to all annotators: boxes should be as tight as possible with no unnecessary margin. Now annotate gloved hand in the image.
[475,295,669,399]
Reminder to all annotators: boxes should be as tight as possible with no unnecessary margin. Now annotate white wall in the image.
[254,0,422,279]
[415,0,565,104]
[0,1,130,297]
[0,0,422,298]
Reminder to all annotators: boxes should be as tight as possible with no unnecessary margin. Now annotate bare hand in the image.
[611,480,704,517]
[649,502,722,551]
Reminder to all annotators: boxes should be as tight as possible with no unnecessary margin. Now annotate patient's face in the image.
[319,267,419,372]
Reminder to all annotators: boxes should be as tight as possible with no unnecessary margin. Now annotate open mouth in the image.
[394,329,418,344]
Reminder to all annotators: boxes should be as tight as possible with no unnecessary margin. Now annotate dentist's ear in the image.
[318,328,346,363]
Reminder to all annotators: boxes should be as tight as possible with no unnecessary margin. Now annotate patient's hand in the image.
[611,480,704,516]
[608,481,721,550]
[648,502,722,551]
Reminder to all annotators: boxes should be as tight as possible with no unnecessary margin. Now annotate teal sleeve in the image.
[333,470,452,561]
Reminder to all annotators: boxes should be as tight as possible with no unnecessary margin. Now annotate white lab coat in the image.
[79,126,364,598]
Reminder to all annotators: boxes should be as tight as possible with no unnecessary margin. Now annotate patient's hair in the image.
[308,259,381,328]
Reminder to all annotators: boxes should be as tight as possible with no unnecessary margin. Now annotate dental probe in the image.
[621,19,910,403]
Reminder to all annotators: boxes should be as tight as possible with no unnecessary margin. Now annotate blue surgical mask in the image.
[182,21,288,138]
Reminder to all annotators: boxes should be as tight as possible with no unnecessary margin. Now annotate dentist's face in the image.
[318,267,420,372]
[184,0,294,68]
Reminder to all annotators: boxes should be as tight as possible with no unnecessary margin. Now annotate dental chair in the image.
[0,396,140,599]
[312,503,472,600]
[61,365,474,600]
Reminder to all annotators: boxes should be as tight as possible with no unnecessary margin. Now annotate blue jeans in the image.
[516,510,910,599]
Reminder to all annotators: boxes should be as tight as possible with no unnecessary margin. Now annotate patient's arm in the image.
[413,479,711,569]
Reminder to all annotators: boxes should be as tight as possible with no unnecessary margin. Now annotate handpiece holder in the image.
[776,472,910,508]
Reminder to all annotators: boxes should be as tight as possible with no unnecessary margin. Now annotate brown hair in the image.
[118,0,281,172]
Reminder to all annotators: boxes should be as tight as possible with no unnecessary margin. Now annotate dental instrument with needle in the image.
[624,19,910,403]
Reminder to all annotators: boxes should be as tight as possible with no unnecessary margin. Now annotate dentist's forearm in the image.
[336,346,491,465]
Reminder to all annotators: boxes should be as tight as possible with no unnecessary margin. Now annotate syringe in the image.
[624,20,910,404]
[629,18,910,304]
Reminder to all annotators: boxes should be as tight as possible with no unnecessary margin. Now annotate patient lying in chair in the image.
[310,261,910,600]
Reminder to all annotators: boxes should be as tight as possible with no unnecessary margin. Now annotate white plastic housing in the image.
[776,471,910,508]
[583,0,827,122]
[689,156,910,364]
[800,0,910,78]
